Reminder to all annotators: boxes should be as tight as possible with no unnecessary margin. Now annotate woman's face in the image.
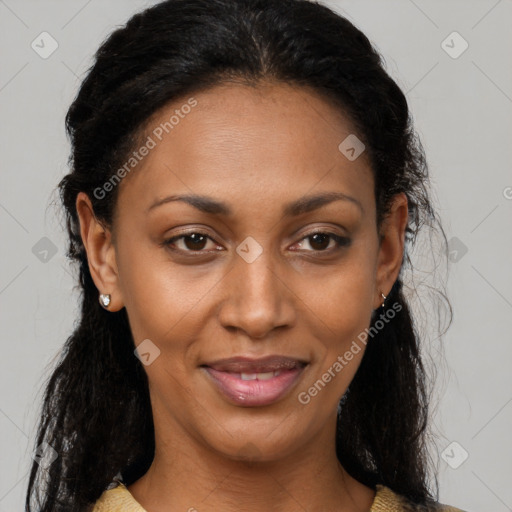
[78,81,406,462]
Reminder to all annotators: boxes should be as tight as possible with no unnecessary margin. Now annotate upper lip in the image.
[202,355,308,373]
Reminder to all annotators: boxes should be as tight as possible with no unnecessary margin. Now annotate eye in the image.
[163,231,222,253]
[291,230,351,253]
[163,229,350,256]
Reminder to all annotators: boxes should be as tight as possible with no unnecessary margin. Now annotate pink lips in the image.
[201,356,307,407]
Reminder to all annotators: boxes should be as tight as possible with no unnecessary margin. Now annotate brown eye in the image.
[164,232,221,253]
[181,233,208,251]
[308,233,331,251]
[293,231,351,253]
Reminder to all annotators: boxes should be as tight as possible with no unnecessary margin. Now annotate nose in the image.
[217,247,296,339]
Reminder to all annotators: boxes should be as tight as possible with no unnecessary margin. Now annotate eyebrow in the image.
[146,191,363,216]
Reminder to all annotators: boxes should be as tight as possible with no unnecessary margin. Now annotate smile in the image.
[201,355,308,407]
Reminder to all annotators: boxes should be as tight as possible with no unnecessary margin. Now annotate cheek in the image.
[118,236,212,320]
[297,241,377,393]
[304,246,377,338]
[117,238,214,340]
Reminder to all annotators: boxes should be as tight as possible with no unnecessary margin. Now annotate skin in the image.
[77,81,408,512]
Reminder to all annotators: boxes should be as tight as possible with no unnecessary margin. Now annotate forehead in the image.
[115,81,374,220]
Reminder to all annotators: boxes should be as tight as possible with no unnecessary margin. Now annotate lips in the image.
[204,355,307,374]
[201,355,308,407]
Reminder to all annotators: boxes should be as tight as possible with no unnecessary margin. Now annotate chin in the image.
[204,424,304,464]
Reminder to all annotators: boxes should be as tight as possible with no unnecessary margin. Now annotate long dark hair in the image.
[26,0,451,510]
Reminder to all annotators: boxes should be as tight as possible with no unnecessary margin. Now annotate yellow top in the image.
[91,482,465,511]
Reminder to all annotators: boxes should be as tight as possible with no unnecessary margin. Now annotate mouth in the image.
[200,355,308,407]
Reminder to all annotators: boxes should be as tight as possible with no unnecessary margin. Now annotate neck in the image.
[127,412,375,512]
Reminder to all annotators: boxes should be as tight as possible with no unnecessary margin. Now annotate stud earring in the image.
[99,293,111,309]
[380,291,387,308]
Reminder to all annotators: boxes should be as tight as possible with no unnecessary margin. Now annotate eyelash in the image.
[162,229,351,256]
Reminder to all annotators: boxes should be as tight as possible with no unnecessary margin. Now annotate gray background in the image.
[1,1,511,510]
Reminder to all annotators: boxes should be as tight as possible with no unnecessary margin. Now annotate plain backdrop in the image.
[1,1,511,511]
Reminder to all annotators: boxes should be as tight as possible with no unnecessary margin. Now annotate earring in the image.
[380,291,387,309]
[99,293,111,309]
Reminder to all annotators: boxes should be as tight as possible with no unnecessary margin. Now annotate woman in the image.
[25,0,465,510]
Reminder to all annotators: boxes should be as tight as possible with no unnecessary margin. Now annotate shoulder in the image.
[91,483,147,512]
[371,484,467,512]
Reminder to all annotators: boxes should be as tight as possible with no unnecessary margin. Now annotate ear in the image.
[374,192,408,309]
[76,192,125,312]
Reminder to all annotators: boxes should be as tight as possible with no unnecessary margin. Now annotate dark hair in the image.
[26,0,451,510]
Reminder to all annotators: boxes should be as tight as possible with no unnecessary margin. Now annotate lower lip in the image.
[202,366,306,407]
